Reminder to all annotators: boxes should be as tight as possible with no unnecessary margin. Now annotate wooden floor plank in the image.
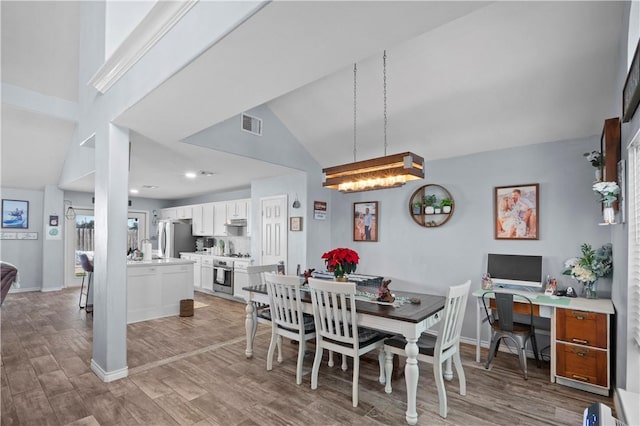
[1,288,615,426]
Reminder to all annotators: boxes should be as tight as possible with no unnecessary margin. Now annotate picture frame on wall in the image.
[353,201,378,242]
[494,184,539,240]
[623,38,640,123]
[289,216,302,231]
[2,199,29,229]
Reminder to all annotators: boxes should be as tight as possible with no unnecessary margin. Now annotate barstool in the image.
[78,253,93,314]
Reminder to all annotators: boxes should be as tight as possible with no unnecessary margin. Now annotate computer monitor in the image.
[487,253,543,289]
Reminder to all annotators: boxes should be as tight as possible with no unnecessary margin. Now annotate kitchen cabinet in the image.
[226,199,249,220]
[213,202,228,236]
[127,261,194,323]
[200,256,214,292]
[233,260,250,301]
[180,253,202,289]
[176,206,192,220]
[160,208,177,220]
[192,203,214,236]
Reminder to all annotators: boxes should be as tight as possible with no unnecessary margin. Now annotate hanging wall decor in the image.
[494,184,539,240]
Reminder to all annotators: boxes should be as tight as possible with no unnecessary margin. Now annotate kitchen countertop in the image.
[127,257,196,267]
[180,252,253,263]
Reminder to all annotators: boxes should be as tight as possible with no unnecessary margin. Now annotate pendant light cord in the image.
[353,63,357,163]
[383,50,388,156]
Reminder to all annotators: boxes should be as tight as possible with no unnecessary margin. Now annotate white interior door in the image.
[261,195,287,270]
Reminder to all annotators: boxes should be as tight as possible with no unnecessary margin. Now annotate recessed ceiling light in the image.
[130,189,139,194]
[185,172,197,179]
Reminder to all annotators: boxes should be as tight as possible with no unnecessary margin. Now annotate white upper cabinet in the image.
[192,203,214,236]
[176,205,192,220]
[213,202,227,236]
[160,207,176,220]
[226,199,249,220]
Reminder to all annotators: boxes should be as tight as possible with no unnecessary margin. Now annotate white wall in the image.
[105,1,154,59]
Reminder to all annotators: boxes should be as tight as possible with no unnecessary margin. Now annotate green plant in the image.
[413,200,422,208]
[439,198,453,208]
[423,194,437,207]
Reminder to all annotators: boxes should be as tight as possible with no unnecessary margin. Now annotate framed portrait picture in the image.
[2,199,29,229]
[494,184,539,240]
[353,201,378,242]
[290,216,302,231]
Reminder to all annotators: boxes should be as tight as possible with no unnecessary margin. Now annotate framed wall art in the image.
[2,199,29,229]
[494,184,539,240]
[290,216,302,231]
[623,38,640,123]
[353,201,378,242]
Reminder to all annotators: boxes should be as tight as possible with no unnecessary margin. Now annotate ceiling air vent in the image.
[241,113,262,136]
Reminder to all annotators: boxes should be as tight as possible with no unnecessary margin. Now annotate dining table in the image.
[243,283,447,425]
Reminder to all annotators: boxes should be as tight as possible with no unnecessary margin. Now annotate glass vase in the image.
[603,204,615,224]
[583,281,597,299]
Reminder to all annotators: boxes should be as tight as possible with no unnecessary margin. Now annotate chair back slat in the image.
[481,291,536,333]
[264,273,305,334]
[436,280,471,353]
[308,278,357,347]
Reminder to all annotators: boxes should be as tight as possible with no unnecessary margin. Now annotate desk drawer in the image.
[556,309,607,349]
[556,343,607,387]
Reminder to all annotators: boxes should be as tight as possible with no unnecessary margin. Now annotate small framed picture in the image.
[290,216,302,231]
[49,215,59,227]
[494,184,539,240]
[353,201,378,242]
[2,199,29,229]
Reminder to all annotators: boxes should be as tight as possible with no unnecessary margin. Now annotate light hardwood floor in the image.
[1,288,614,425]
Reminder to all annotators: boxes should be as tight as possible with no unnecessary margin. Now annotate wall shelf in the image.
[408,184,454,228]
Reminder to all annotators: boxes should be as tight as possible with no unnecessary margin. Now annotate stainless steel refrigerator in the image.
[158,220,197,258]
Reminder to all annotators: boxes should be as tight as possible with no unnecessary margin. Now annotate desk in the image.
[473,288,615,395]
[244,284,445,425]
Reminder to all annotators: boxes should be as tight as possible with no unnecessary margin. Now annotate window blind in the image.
[629,143,640,348]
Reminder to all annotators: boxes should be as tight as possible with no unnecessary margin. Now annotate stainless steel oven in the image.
[213,259,233,294]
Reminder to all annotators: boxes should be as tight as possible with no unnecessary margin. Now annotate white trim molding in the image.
[88,0,198,94]
[91,359,129,382]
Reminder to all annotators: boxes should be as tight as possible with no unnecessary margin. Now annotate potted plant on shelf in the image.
[440,198,453,214]
[423,194,437,214]
[412,200,422,215]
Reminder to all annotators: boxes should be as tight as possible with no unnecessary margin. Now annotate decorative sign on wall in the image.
[290,217,303,231]
[0,232,38,240]
[313,201,327,220]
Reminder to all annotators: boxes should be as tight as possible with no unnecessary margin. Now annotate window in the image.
[629,141,640,349]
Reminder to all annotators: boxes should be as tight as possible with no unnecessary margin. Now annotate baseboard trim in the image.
[40,286,63,293]
[459,336,541,360]
[91,359,128,382]
[8,287,40,294]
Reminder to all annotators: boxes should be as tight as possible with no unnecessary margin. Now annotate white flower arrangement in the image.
[592,181,620,205]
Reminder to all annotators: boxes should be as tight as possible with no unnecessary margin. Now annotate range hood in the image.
[225,218,247,227]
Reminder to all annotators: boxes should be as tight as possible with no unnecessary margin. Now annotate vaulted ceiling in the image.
[1,1,626,200]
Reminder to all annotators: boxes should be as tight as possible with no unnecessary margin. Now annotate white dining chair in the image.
[264,273,316,384]
[383,280,471,418]
[308,277,387,407]
[247,264,281,357]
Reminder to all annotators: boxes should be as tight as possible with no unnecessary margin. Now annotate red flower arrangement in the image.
[321,248,359,279]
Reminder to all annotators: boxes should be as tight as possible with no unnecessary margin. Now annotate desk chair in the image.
[264,273,316,385]
[78,254,93,314]
[482,291,541,379]
[308,277,387,407]
[383,280,471,418]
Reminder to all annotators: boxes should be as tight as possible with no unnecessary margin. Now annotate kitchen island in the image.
[127,257,195,323]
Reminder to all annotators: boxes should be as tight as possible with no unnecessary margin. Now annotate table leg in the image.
[245,301,255,358]
[476,297,481,363]
[404,337,419,425]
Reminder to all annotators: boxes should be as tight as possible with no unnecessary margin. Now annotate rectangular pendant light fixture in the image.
[322,152,424,193]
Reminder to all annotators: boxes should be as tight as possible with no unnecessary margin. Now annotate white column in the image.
[41,185,64,292]
[90,123,129,382]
